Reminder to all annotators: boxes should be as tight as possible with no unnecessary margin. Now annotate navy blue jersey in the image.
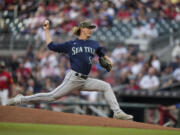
[48,38,105,75]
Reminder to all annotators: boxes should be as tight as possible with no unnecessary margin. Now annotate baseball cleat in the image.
[7,94,24,105]
[113,111,133,120]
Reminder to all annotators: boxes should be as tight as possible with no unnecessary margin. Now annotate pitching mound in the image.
[0,106,178,130]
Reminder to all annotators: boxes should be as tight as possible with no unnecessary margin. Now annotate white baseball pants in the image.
[22,70,121,113]
[0,89,9,106]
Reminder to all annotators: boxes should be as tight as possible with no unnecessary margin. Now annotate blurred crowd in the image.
[109,42,180,90]
[1,0,180,37]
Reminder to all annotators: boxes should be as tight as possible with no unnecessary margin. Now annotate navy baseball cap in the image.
[73,20,96,36]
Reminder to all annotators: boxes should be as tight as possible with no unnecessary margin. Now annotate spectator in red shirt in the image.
[0,61,13,105]
[117,8,131,20]
[163,5,178,19]
[16,63,32,85]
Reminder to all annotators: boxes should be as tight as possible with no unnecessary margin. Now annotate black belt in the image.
[75,72,88,79]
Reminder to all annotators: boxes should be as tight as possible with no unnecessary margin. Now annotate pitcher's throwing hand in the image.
[43,20,50,30]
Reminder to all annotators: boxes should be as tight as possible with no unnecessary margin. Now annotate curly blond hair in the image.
[72,26,81,36]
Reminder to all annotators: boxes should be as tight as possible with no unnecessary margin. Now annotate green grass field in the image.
[0,122,179,135]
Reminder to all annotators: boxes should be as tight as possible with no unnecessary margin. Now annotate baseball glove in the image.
[99,57,112,72]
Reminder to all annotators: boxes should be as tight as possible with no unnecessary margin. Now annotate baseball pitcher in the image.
[7,20,133,120]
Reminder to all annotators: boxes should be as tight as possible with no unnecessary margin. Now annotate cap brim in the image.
[87,25,96,29]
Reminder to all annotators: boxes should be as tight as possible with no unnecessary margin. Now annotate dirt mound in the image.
[0,106,178,130]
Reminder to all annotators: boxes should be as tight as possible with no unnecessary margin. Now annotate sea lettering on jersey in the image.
[72,47,83,55]
[72,46,95,55]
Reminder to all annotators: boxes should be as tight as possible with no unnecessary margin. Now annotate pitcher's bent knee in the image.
[104,82,112,91]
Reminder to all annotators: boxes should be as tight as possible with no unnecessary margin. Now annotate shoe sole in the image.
[113,116,133,121]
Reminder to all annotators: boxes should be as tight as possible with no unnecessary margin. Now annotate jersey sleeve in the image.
[95,42,105,57]
[47,41,72,53]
